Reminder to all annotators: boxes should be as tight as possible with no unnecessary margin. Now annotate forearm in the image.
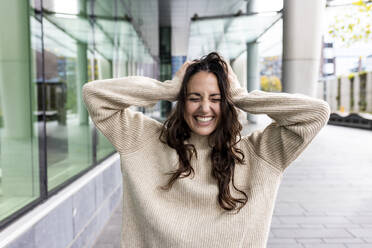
[233,88,330,170]
[82,76,181,112]
[232,88,330,128]
[81,76,181,153]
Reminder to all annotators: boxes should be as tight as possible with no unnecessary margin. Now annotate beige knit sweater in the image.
[82,75,330,248]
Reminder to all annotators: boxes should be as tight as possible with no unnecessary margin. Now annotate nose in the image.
[199,99,211,113]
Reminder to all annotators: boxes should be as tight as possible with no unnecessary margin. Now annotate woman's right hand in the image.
[174,61,193,82]
[166,61,192,101]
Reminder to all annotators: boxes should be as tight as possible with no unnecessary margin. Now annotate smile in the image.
[193,116,215,126]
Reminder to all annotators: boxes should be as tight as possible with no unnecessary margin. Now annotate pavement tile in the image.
[346,245,372,248]
[303,244,346,248]
[279,216,350,224]
[346,228,372,238]
[324,224,361,228]
[272,228,353,238]
[271,224,300,228]
[267,244,304,248]
[295,238,323,243]
[347,216,372,224]
[323,238,366,243]
[267,238,298,244]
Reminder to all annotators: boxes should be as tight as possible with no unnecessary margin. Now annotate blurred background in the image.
[0,0,371,248]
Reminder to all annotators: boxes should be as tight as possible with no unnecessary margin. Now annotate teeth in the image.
[195,116,213,122]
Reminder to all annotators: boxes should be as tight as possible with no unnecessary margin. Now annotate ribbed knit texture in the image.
[82,76,330,248]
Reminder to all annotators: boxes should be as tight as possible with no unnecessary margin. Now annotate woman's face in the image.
[184,71,221,136]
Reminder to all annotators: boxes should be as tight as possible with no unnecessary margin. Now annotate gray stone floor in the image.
[92,121,372,248]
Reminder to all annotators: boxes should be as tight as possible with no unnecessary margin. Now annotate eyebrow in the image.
[187,93,221,97]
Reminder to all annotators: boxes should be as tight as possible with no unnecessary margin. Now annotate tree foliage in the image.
[328,0,372,46]
[260,75,282,92]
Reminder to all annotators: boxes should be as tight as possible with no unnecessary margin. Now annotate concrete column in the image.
[123,61,128,77]
[137,62,143,76]
[128,60,133,75]
[340,76,350,113]
[353,75,360,112]
[232,53,248,126]
[116,58,124,77]
[366,72,372,112]
[246,42,260,93]
[116,23,127,78]
[315,81,324,100]
[325,79,332,109]
[77,42,89,125]
[282,0,326,96]
[326,77,338,112]
[135,62,139,76]
[108,60,113,78]
[98,58,113,80]
[246,43,259,123]
[116,39,127,77]
[129,60,133,76]
[0,0,36,196]
[246,0,259,123]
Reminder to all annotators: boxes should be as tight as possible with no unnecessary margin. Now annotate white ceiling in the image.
[158,0,286,57]
[159,0,247,27]
[159,0,247,56]
[188,11,282,60]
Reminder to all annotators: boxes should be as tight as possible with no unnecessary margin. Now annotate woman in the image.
[83,52,330,248]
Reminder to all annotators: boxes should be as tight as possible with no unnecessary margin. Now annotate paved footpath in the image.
[93,120,372,248]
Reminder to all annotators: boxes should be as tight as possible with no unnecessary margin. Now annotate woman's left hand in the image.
[225,61,247,97]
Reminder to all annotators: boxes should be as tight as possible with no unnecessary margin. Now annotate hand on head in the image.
[175,61,193,81]
[224,60,241,92]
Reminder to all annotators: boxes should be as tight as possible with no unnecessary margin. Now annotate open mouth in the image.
[193,116,215,126]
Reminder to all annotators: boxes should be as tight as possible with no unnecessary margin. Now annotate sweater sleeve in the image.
[82,76,181,154]
[233,88,330,171]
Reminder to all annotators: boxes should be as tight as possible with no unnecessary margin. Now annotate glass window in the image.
[42,7,93,191]
[0,2,40,222]
[1,0,157,226]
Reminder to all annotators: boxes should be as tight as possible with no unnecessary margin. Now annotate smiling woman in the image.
[82,51,330,248]
[159,53,247,212]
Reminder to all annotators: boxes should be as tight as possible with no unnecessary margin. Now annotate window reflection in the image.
[0,0,157,224]
[42,13,93,190]
[0,5,41,222]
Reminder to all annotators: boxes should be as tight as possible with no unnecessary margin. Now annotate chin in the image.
[192,127,216,136]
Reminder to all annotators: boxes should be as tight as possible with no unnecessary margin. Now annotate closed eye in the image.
[188,98,221,102]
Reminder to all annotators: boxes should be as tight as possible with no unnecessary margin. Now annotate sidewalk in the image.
[93,118,372,248]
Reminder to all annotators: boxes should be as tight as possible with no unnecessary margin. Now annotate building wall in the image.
[0,0,158,245]
[0,155,122,248]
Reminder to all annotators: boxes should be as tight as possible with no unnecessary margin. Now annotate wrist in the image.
[163,76,182,102]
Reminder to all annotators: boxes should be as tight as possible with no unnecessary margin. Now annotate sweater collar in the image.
[186,132,214,150]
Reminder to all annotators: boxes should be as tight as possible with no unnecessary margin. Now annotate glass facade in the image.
[0,1,40,223]
[0,0,157,227]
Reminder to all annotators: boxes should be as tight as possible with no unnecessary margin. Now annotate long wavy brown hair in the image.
[159,52,248,213]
